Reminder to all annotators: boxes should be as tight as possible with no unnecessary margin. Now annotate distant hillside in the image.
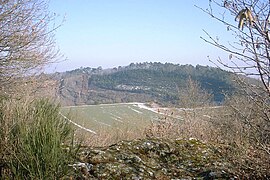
[50,62,237,106]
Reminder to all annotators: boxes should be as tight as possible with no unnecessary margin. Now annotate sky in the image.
[48,0,234,72]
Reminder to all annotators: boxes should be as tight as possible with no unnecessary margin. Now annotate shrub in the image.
[209,92,270,177]
[0,98,79,179]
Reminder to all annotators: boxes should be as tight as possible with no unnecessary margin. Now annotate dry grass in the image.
[75,106,220,146]
[76,123,145,147]
[141,104,270,178]
[144,107,221,142]
[72,95,269,178]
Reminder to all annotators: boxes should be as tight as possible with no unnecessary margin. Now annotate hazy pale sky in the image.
[49,0,233,72]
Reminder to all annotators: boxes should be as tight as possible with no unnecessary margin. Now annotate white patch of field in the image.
[128,106,143,114]
[176,106,223,111]
[111,117,123,123]
[97,121,112,127]
[132,103,170,116]
[59,112,97,134]
[109,112,123,120]
[133,103,159,114]
[63,102,156,109]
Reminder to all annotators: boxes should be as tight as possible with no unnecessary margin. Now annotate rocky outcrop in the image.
[74,138,235,179]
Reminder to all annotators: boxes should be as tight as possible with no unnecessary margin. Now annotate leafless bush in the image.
[208,93,270,177]
[0,0,61,97]
[199,0,270,176]
[179,77,213,108]
[144,115,181,139]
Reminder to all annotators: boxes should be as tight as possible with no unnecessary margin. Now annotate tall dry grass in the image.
[209,94,270,178]
[77,123,145,147]
[143,78,270,177]
[145,95,269,178]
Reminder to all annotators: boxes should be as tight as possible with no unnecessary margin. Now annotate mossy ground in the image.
[73,138,235,179]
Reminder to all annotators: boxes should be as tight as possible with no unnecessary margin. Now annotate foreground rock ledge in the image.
[74,138,235,179]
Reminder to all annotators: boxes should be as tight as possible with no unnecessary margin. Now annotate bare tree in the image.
[0,0,60,97]
[200,0,270,94]
[200,0,270,155]
[179,77,213,108]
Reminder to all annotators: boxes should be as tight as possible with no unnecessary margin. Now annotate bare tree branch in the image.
[0,0,62,97]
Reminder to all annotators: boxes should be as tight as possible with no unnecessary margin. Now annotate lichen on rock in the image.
[74,138,234,179]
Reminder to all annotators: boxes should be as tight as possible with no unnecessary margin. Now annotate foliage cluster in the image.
[84,63,236,104]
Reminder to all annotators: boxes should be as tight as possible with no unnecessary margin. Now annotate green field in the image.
[61,103,160,133]
[61,103,222,137]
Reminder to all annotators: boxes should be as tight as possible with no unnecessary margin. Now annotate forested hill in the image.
[52,62,237,106]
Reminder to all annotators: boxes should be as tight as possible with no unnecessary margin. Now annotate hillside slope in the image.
[51,62,237,106]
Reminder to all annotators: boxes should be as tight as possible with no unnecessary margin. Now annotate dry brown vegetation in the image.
[75,77,269,178]
[77,124,145,147]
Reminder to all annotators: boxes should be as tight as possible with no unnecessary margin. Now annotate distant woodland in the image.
[47,62,241,106]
